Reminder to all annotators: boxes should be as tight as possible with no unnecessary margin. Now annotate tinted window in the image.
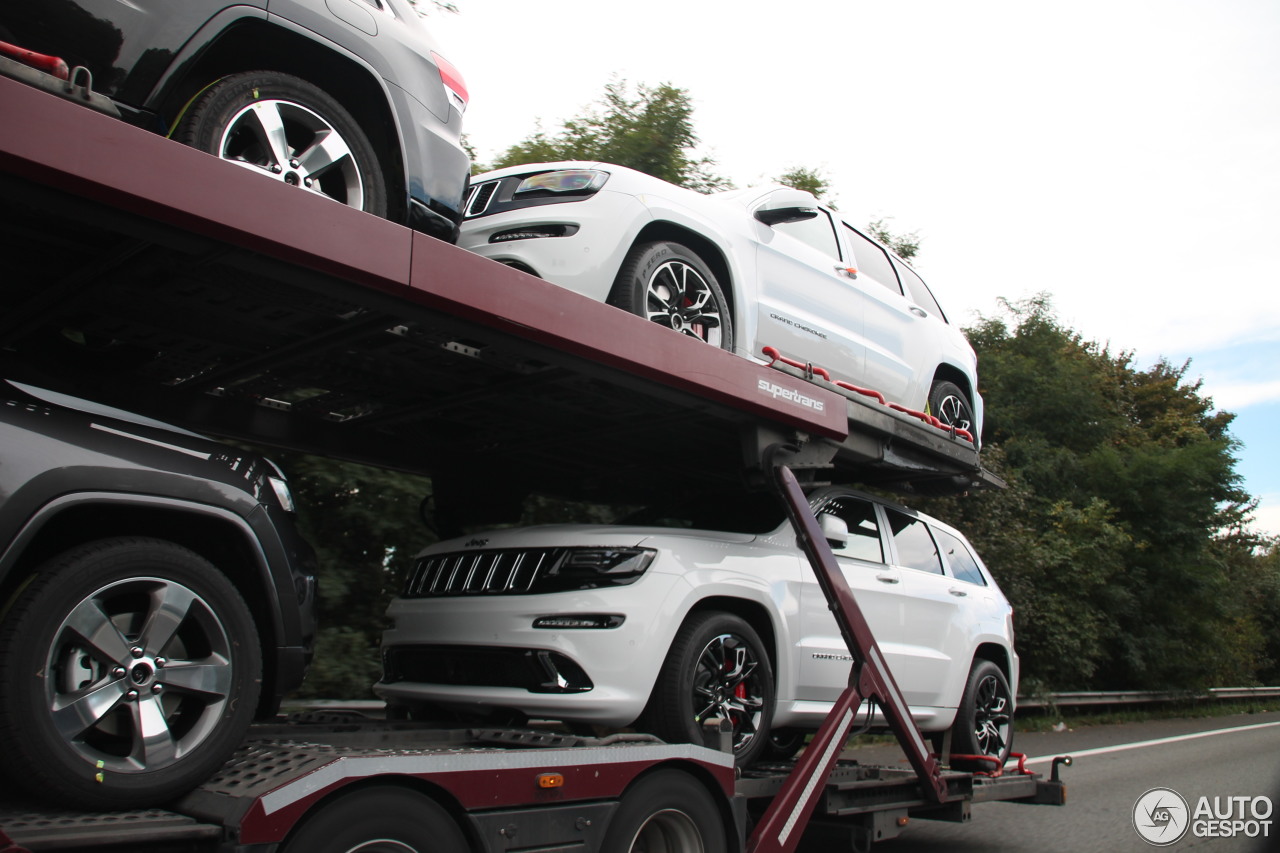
[886,509,943,574]
[893,259,947,322]
[820,496,883,563]
[933,528,987,585]
[774,210,842,260]
[842,225,901,295]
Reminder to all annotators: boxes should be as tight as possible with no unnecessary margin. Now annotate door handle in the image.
[834,265,858,279]
[949,588,968,597]
[909,306,927,318]
[876,573,899,584]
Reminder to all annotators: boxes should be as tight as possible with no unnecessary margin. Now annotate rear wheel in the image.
[609,242,733,350]
[0,538,260,809]
[949,659,1014,764]
[280,785,468,853]
[602,770,727,853]
[928,379,975,435]
[176,71,387,217]
[641,611,773,766]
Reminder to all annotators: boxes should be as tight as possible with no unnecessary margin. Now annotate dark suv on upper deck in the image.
[0,380,317,809]
[0,0,470,240]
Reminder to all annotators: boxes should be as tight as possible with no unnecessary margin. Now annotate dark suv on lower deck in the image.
[0,380,317,809]
[0,0,471,240]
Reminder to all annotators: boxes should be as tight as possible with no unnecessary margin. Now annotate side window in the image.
[933,528,987,585]
[885,509,943,574]
[824,497,884,563]
[892,258,948,322]
[773,209,842,260]
[842,225,902,295]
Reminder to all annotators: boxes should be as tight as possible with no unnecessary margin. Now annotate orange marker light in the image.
[537,773,565,789]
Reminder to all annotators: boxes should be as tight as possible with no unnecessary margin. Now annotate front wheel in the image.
[0,538,261,809]
[602,770,727,853]
[641,611,773,766]
[949,659,1014,764]
[609,242,734,350]
[176,71,387,217]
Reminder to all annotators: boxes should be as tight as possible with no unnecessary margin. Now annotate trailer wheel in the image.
[176,71,388,217]
[949,659,1014,764]
[603,770,727,853]
[609,241,734,350]
[280,784,468,853]
[642,611,773,766]
[0,538,261,809]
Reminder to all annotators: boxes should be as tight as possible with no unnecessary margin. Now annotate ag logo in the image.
[1133,787,1190,846]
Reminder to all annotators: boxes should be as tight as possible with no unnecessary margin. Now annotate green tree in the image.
[934,296,1260,690]
[866,218,920,261]
[276,454,436,699]
[774,166,834,205]
[486,80,732,192]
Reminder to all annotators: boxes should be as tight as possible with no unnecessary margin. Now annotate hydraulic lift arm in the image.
[747,457,950,853]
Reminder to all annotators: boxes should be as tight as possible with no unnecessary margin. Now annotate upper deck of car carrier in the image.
[0,72,994,509]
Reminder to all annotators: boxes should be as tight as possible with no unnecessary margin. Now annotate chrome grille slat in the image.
[405,548,562,596]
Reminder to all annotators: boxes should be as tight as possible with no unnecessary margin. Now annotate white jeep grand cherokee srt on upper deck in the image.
[377,487,1016,767]
[457,162,983,439]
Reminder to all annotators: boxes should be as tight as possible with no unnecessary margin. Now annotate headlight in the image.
[513,170,609,196]
[267,475,296,513]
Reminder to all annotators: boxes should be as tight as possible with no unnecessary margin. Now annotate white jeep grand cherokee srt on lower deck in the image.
[377,487,1017,767]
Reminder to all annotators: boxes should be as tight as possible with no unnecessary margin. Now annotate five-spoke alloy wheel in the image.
[0,537,261,808]
[176,71,387,217]
[949,659,1014,764]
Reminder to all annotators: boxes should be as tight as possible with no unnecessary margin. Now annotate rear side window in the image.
[842,225,901,296]
[933,527,987,585]
[886,509,943,574]
[892,258,948,322]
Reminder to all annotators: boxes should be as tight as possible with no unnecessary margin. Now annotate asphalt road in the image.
[797,710,1280,853]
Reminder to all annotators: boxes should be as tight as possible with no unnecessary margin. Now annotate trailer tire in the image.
[603,770,727,853]
[280,784,468,853]
[641,610,773,766]
[0,537,261,809]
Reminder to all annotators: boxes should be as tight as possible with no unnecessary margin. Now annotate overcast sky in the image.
[431,0,1280,537]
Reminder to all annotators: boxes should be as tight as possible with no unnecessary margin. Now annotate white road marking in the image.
[1022,720,1280,765]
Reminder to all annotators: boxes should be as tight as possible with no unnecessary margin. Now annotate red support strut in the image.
[747,460,950,853]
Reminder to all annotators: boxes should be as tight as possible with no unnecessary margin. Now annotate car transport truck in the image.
[0,58,1067,853]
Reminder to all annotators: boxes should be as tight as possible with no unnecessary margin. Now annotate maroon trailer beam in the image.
[748,460,949,853]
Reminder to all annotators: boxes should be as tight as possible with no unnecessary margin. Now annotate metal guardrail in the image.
[1017,686,1280,711]
[288,687,1280,717]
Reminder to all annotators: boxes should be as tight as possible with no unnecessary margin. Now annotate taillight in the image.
[431,51,468,113]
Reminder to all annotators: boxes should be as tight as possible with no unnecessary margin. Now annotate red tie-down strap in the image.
[760,346,974,443]
[0,40,70,80]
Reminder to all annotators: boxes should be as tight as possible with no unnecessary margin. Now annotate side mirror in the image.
[819,513,849,549]
[754,189,821,226]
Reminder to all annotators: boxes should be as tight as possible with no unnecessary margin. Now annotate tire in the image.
[176,71,387,217]
[280,785,468,853]
[949,659,1014,764]
[641,611,773,767]
[0,537,262,809]
[761,727,808,761]
[609,242,734,350]
[602,770,727,853]
[928,379,975,435]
